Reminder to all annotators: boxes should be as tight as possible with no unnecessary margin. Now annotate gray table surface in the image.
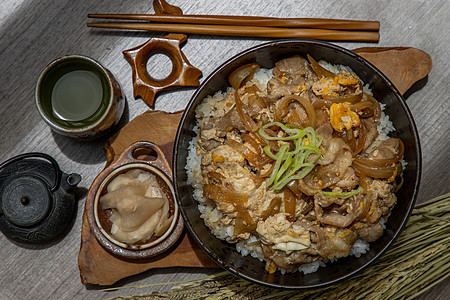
[0,0,449,299]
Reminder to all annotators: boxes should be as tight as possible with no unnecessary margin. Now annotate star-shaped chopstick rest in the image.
[123,33,202,107]
[153,0,183,15]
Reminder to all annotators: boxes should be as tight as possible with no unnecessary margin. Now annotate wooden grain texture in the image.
[122,34,202,107]
[0,0,448,299]
[88,13,381,30]
[87,22,381,42]
[78,212,218,286]
[105,110,184,166]
[354,47,432,94]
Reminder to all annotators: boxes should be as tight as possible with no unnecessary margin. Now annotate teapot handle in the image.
[0,152,61,192]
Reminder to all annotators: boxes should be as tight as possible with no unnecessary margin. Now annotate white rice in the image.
[319,60,353,74]
[252,67,273,86]
[349,239,370,258]
[377,111,396,140]
[185,63,395,275]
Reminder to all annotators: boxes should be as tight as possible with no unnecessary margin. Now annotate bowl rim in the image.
[173,39,421,289]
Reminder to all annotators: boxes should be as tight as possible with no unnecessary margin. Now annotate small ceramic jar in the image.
[86,141,183,259]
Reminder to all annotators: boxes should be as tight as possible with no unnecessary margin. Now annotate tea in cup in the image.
[35,55,125,140]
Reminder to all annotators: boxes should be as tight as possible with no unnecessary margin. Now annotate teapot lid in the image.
[1,175,52,227]
[0,153,81,244]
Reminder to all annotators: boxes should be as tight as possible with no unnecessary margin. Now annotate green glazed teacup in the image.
[35,55,125,140]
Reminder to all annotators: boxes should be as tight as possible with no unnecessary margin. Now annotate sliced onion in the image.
[250,129,266,144]
[259,155,274,168]
[249,129,280,152]
[298,178,321,196]
[286,179,302,197]
[275,96,292,121]
[343,127,356,153]
[228,63,260,90]
[242,132,262,155]
[301,201,314,215]
[283,189,297,221]
[275,95,317,128]
[234,91,259,132]
[357,138,404,165]
[321,87,363,104]
[259,163,274,177]
[374,138,405,164]
[358,177,370,193]
[354,155,392,167]
[260,197,282,220]
[353,120,366,157]
[307,224,326,253]
[356,193,372,221]
[226,138,273,172]
[203,184,248,207]
[313,99,332,110]
[226,139,260,167]
[250,173,266,188]
[235,210,257,234]
[393,175,404,193]
[207,172,225,185]
[260,127,281,151]
[352,100,375,118]
[364,93,381,121]
[307,54,335,78]
[353,158,402,179]
[246,132,279,168]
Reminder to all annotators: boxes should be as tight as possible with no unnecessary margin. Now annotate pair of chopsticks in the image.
[87,14,380,42]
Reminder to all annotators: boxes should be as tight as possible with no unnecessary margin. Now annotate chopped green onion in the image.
[263,145,277,160]
[272,163,315,191]
[258,122,305,141]
[318,186,363,199]
[267,144,288,186]
[276,154,293,183]
[258,122,323,192]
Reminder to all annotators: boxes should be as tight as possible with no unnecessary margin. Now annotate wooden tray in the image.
[78,47,431,286]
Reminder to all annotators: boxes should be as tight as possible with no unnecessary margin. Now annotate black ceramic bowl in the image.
[173,40,421,289]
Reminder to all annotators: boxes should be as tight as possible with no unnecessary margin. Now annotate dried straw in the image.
[110,193,450,300]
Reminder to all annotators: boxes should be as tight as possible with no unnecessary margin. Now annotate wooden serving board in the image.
[78,47,431,286]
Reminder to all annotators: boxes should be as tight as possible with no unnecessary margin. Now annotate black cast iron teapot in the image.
[0,153,81,244]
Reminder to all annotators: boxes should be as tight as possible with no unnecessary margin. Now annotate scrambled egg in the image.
[329,102,360,132]
[312,70,360,97]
